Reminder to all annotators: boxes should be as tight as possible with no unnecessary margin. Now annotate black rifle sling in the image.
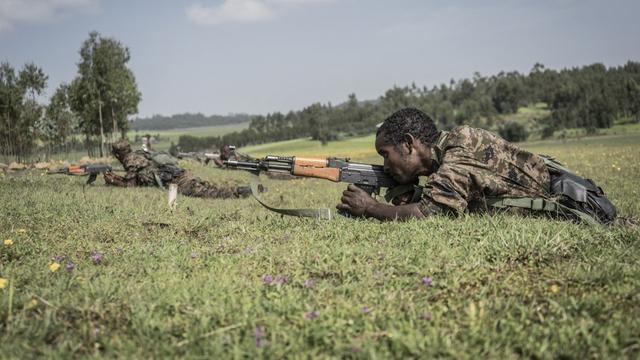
[249,173,332,220]
[384,184,424,204]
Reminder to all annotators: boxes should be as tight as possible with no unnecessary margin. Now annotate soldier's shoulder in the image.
[449,125,493,137]
[444,125,494,148]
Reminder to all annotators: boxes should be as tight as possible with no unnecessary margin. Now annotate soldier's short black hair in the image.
[377,108,440,147]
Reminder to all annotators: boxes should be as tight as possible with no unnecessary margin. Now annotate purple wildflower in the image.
[274,275,289,285]
[304,310,319,320]
[421,312,433,321]
[66,262,75,272]
[90,251,103,264]
[262,275,274,285]
[244,246,254,254]
[256,337,268,348]
[254,326,268,347]
[303,279,315,288]
[254,325,266,338]
[422,276,433,287]
[362,306,372,314]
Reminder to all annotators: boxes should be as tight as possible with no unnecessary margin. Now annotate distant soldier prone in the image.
[103,140,252,198]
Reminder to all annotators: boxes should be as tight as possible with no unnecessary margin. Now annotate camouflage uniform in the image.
[418,126,551,216]
[105,140,246,199]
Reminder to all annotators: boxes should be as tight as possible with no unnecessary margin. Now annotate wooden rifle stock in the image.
[291,157,340,182]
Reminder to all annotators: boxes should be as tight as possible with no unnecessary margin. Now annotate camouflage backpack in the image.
[141,151,184,186]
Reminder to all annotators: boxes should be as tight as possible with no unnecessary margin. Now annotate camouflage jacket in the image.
[418,126,551,216]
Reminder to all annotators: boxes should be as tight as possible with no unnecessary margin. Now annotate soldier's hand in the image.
[336,184,379,217]
[103,171,118,186]
[391,191,413,206]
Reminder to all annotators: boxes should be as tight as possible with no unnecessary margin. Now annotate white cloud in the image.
[186,0,274,26]
[268,0,334,3]
[186,0,336,26]
[0,0,97,32]
[268,0,335,4]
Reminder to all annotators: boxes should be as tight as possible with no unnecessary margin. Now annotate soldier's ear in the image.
[403,133,416,154]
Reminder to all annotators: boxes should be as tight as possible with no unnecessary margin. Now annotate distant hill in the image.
[131,113,253,131]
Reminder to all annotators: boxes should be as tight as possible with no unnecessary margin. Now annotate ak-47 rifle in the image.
[176,152,221,165]
[47,164,114,185]
[224,155,396,195]
[223,154,422,218]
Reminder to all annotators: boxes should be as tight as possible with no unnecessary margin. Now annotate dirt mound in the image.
[78,156,112,165]
[33,162,50,169]
[8,162,27,170]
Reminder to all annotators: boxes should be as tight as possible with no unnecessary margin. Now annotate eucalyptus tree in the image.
[0,62,48,161]
[68,31,141,156]
[42,84,77,145]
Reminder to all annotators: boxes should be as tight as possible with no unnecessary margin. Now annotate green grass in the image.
[143,122,250,151]
[0,132,639,358]
[241,134,378,158]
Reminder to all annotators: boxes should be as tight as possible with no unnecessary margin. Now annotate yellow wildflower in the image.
[49,262,61,272]
[25,298,38,309]
[549,284,560,293]
[3,239,13,246]
[0,277,7,289]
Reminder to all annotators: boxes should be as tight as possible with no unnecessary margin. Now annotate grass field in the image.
[136,122,251,151]
[1,131,639,358]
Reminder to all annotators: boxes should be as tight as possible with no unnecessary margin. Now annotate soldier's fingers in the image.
[341,196,352,204]
[342,189,356,197]
[336,203,349,210]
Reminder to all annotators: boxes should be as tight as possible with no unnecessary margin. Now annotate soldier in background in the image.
[141,134,153,152]
[104,140,253,198]
[213,145,251,166]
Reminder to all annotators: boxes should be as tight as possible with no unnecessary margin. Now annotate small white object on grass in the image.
[168,183,178,209]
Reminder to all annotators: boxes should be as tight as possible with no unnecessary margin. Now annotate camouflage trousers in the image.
[174,171,241,199]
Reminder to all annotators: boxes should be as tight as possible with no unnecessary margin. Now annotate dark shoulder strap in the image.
[249,173,332,219]
[486,196,600,226]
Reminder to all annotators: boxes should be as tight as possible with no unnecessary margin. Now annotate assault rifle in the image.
[177,146,240,166]
[224,155,397,195]
[176,152,221,165]
[223,155,422,218]
[47,164,114,185]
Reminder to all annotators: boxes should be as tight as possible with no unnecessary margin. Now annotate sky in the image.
[1,0,639,118]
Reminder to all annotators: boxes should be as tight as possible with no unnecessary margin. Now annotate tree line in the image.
[132,113,251,131]
[3,42,638,160]
[177,61,640,151]
[1,31,140,161]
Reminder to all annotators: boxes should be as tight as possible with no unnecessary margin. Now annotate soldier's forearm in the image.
[364,202,425,221]
[104,173,137,187]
